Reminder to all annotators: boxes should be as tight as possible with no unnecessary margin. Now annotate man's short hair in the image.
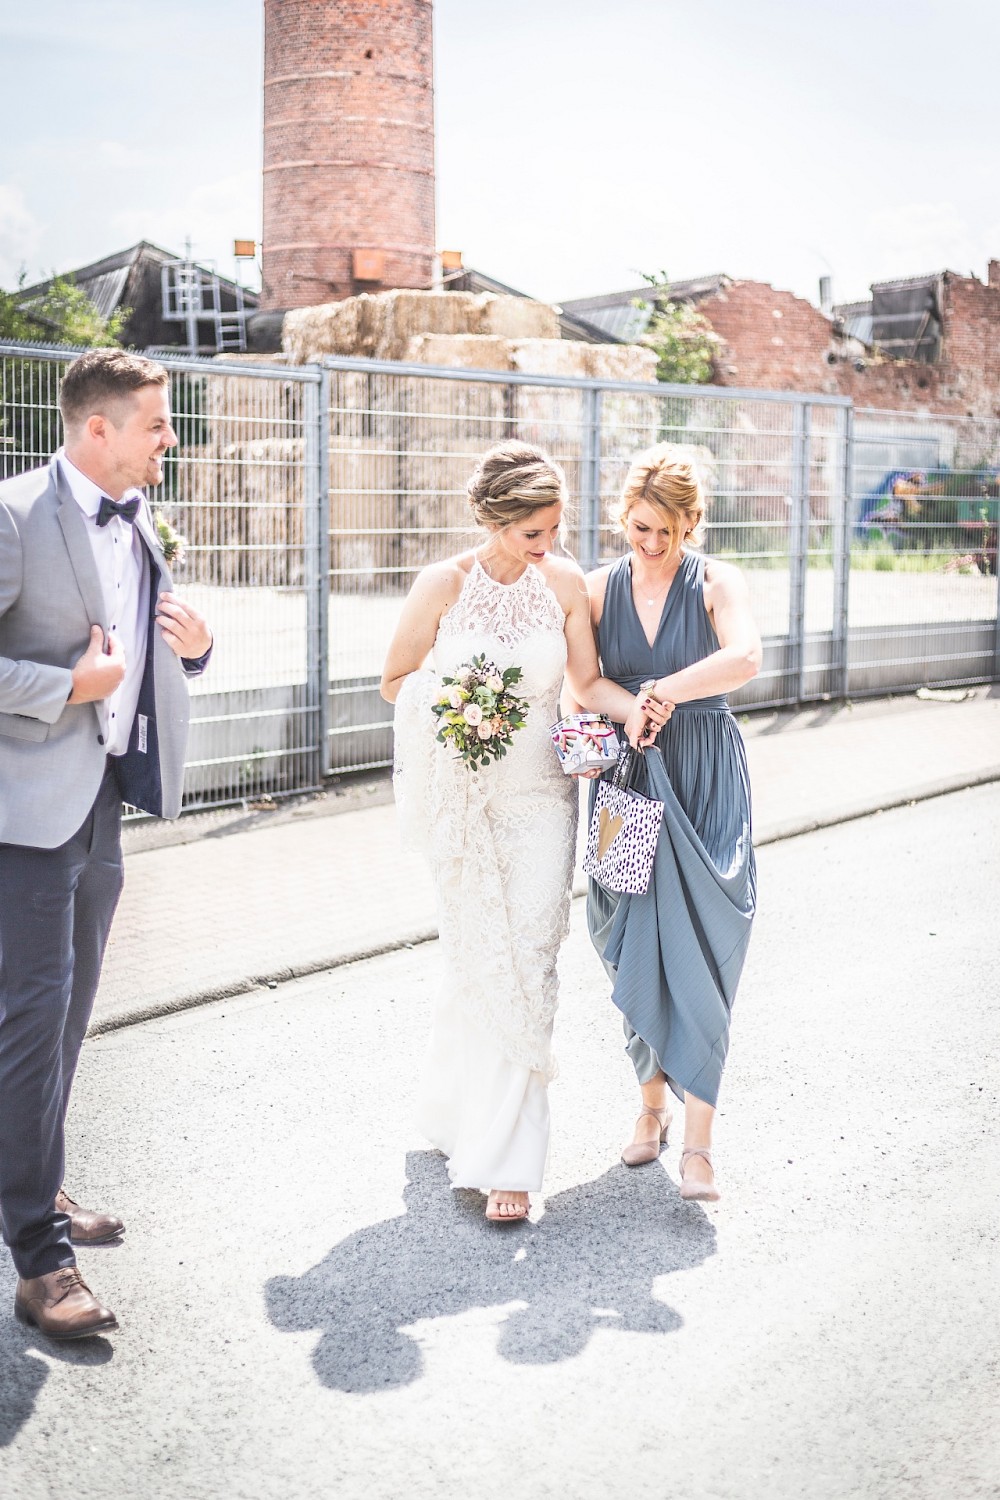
[59,348,169,432]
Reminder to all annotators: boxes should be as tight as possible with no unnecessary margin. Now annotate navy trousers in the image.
[0,762,124,1279]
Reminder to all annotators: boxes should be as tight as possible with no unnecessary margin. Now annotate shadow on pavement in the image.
[0,1262,114,1445]
[266,1149,716,1393]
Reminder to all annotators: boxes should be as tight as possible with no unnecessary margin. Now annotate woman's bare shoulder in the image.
[703,554,743,582]
[540,551,584,581]
[538,551,587,606]
[703,555,749,596]
[413,553,475,600]
[577,563,614,625]
[585,563,614,600]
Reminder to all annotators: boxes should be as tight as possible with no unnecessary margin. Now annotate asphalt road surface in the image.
[1,785,998,1500]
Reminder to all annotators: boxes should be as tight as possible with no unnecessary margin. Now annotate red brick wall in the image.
[262,0,435,310]
[936,272,1000,415]
[701,273,1000,418]
[701,281,841,394]
[837,358,957,414]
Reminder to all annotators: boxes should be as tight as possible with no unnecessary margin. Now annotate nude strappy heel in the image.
[678,1146,720,1202]
[620,1105,672,1167]
[485,1189,529,1223]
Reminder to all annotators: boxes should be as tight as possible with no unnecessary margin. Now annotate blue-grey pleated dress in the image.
[586,551,756,1107]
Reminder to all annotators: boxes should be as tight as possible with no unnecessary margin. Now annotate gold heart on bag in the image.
[597,806,624,860]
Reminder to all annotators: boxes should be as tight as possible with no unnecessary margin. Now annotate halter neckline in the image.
[473,557,537,591]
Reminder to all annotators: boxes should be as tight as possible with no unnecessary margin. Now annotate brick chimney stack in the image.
[261,0,435,311]
[988,259,1000,290]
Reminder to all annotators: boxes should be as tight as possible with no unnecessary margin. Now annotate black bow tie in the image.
[96,495,141,528]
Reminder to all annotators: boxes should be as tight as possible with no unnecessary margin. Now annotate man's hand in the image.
[68,625,127,704]
[155,593,212,660]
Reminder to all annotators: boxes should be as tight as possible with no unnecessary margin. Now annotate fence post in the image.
[303,368,330,787]
[788,399,811,702]
[580,385,603,572]
[831,402,853,699]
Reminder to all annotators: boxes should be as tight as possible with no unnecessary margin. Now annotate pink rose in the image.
[477,721,493,740]
[463,703,483,726]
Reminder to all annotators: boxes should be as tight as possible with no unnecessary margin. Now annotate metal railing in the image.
[2,341,997,808]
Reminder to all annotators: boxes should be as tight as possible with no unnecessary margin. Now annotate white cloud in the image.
[0,183,43,287]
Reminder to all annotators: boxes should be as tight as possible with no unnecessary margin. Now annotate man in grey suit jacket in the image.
[0,348,212,1339]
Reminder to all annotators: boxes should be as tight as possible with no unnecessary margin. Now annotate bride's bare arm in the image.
[552,565,671,745]
[380,562,464,704]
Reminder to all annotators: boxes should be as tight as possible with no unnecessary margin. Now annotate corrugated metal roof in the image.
[442,266,621,343]
[870,271,952,292]
[16,241,257,308]
[870,278,941,363]
[77,265,132,319]
[562,300,652,342]
[559,276,728,344]
[833,298,874,345]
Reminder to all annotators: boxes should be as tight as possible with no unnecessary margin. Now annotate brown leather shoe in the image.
[14,1267,117,1340]
[56,1188,125,1245]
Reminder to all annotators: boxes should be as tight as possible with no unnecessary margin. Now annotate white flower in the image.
[477,721,494,740]
[487,674,504,692]
[463,703,483,726]
[449,688,464,709]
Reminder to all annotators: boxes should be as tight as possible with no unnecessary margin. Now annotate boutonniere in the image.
[152,509,187,567]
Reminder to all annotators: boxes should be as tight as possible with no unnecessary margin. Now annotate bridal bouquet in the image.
[432,654,529,769]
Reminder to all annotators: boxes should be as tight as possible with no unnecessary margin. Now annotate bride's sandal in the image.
[678,1146,720,1202]
[485,1189,529,1223]
[621,1105,672,1167]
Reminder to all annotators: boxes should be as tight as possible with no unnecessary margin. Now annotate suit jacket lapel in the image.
[134,502,161,569]
[52,460,110,631]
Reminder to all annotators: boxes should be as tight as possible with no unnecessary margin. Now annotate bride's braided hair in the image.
[467,441,567,528]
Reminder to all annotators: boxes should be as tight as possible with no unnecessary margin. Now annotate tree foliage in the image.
[0,272,128,347]
[0,273,129,476]
[635,271,717,385]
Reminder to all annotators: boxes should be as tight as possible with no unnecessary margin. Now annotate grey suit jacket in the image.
[0,458,201,848]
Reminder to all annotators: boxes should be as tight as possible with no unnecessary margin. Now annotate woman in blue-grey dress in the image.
[570,443,761,1202]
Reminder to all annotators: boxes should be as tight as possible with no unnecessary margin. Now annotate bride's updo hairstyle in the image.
[616,442,706,548]
[467,440,568,529]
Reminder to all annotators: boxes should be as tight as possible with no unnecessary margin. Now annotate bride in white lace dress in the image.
[381,443,668,1222]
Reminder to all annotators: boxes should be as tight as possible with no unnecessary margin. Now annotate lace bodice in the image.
[433,561,567,713]
[392,557,577,1076]
[438,560,565,647]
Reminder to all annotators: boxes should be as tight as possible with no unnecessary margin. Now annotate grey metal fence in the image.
[2,342,997,808]
[0,344,324,805]
[849,407,1000,694]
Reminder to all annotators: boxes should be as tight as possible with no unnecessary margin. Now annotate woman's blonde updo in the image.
[467,440,567,529]
[616,442,706,548]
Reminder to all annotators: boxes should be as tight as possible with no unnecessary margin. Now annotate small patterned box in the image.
[549,713,621,775]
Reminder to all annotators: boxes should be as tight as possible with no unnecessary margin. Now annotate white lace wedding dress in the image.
[392,560,578,1192]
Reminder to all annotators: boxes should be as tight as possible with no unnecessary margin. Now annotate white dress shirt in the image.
[58,450,149,757]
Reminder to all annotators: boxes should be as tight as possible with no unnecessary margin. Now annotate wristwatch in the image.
[639,678,660,699]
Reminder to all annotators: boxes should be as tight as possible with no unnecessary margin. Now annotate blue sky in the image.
[1,0,998,308]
